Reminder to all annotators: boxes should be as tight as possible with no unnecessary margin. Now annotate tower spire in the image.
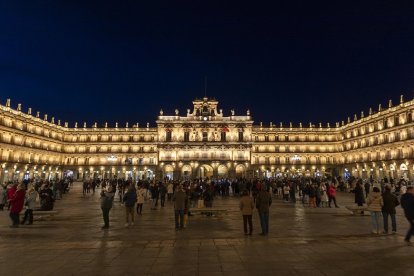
[204,76,207,98]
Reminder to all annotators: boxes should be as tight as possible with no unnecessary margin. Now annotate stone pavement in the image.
[0,183,413,276]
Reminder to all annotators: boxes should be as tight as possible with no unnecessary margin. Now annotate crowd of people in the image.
[4,174,413,246]
[0,178,73,227]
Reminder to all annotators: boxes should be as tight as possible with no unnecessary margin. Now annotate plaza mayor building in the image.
[0,96,413,183]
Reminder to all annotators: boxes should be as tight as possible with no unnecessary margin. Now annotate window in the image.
[238,132,243,142]
[202,132,208,142]
[265,135,269,142]
[221,132,226,142]
[184,132,190,142]
[166,131,172,142]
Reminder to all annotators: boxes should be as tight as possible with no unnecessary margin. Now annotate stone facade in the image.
[1,96,413,182]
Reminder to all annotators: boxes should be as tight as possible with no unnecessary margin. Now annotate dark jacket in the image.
[381,190,399,214]
[173,189,187,210]
[401,192,414,220]
[256,190,272,212]
[123,188,137,207]
[101,190,115,209]
[354,185,365,205]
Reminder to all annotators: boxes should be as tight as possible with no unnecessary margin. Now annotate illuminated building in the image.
[1,96,413,182]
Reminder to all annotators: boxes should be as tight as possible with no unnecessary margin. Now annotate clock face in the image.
[203,116,208,121]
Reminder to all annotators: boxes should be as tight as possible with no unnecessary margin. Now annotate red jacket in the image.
[329,186,336,197]
[7,185,16,200]
[10,189,26,214]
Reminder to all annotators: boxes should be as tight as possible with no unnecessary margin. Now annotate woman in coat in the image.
[8,183,26,227]
[367,186,383,234]
[136,185,145,215]
[240,190,254,235]
[21,184,37,225]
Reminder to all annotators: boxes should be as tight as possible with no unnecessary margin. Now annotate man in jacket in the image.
[123,184,137,227]
[382,184,399,234]
[401,186,414,245]
[100,185,115,229]
[256,184,272,236]
[240,190,254,235]
[173,185,187,230]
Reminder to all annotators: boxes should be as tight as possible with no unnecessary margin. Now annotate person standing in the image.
[159,182,167,207]
[328,183,339,208]
[167,182,174,201]
[240,190,254,235]
[136,185,145,215]
[21,184,37,225]
[382,184,399,234]
[401,186,414,245]
[100,185,115,229]
[367,187,383,234]
[354,181,365,214]
[0,183,7,210]
[256,185,272,236]
[173,185,187,230]
[123,184,137,227]
[8,183,26,228]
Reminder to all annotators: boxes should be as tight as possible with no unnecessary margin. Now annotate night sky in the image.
[1,1,414,127]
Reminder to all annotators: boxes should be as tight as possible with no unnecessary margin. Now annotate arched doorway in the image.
[182,165,192,180]
[197,164,213,179]
[164,165,174,180]
[217,165,228,179]
[235,164,246,178]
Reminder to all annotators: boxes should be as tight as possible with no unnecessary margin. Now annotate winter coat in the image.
[401,193,414,220]
[381,190,399,214]
[256,190,272,213]
[100,190,115,209]
[25,190,38,210]
[10,189,25,214]
[354,185,365,205]
[328,185,336,198]
[367,191,383,212]
[137,188,145,204]
[240,195,254,215]
[123,188,137,207]
[173,189,187,210]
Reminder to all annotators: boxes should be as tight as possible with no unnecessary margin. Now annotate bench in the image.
[190,208,228,216]
[20,210,59,221]
[345,206,367,215]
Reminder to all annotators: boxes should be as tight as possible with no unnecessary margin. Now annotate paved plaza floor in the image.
[1,183,413,276]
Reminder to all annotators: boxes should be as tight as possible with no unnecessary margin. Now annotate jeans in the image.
[125,206,134,223]
[382,212,396,232]
[243,215,253,234]
[21,209,33,224]
[101,207,110,227]
[258,211,269,234]
[9,212,20,226]
[405,219,414,242]
[370,211,382,232]
[175,209,184,229]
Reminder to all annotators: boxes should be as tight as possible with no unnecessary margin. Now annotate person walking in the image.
[382,184,399,234]
[173,185,187,230]
[8,183,26,228]
[366,186,383,234]
[256,185,272,236]
[21,184,37,225]
[123,183,137,227]
[240,190,254,235]
[100,185,115,229]
[401,186,414,245]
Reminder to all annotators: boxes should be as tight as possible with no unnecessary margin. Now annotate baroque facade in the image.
[1,96,413,183]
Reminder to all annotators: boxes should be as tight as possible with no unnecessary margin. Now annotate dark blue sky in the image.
[1,1,414,127]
